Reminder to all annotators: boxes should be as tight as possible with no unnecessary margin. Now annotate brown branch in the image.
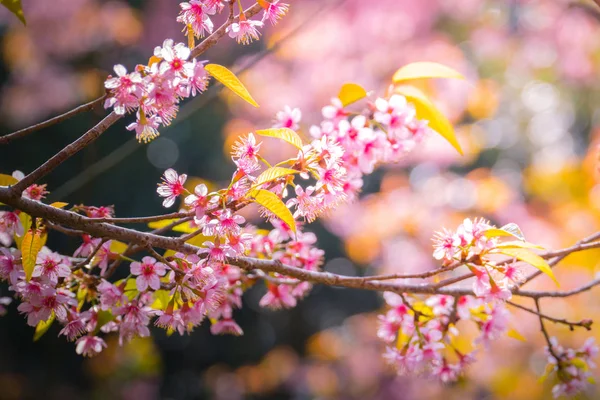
[507,300,592,330]
[73,238,108,271]
[536,298,562,362]
[3,188,600,299]
[88,211,193,224]
[10,111,122,194]
[0,96,106,145]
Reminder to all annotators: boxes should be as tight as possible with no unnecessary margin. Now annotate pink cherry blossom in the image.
[33,249,71,284]
[104,64,143,115]
[130,256,167,292]
[227,18,263,45]
[75,335,107,357]
[261,1,289,25]
[0,211,23,247]
[274,105,301,130]
[177,1,216,38]
[157,168,188,208]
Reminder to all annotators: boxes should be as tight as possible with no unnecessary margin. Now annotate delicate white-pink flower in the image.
[227,18,263,45]
[75,335,107,357]
[130,256,167,292]
[157,168,188,208]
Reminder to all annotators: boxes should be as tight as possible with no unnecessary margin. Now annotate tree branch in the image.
[0,96,106,145]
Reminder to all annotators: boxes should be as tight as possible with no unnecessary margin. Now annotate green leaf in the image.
[394,85,463,155]
[255,128,303,149]
[337,83,368,107]
[33,314,55,342]
[493,247,558,286]
[21,229,43,281]
[0,0,25,25]
[204,63,259,107]
[0,173,18,187]
[392,61,464,83]
[250,189,296,233]
[254,167,298,188]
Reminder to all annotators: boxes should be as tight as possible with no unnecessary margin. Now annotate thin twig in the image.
[88,211,193,224]
[73,238,108,271]
[507,300,592,330]
[0,96,106,145]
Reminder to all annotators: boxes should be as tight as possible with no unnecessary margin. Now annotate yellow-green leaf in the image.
[255,128,303,149]
[395,85,463,155]
[148,219,196,233]
[33,314,55,342]
[151,290,171,311]
[109,240,128,254]
[254,167,298,187]
[507,327,526,342]
[21,229,43,281]
[494,247,558,285]
[14,212,31,250]
[50,202,69,209]
[204,63,259,107]
[0,0,26,25]
[250,189,296,233]
[0,173,18,187]
[338,83,368,107]
[392,61,464,83]
[496,241,544,250]
[94,310,114,334]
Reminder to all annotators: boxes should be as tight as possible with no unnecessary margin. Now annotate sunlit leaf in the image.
[205,63,259,107]
[151,290,171,311]
[496,241,544,250]
[250,189,296,233]
[254,167,298,187]
[394,85,463,155]
[33,314,55,342]
[493,247,558,285]
[338,83,368,107]
[14,212,31,250]
[148,218,196,233]
[507,327,526,342]
[0,0,26,25]
[49,202,69,209]
[109,240,128,254]
[0,173,18,187]
[255,128,303,149]
[21,229,43,281]
[392,61,464,83]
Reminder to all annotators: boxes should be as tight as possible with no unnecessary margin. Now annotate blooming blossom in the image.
[130,256,167,292]
[227,18,263,45]
[157,168,188,208]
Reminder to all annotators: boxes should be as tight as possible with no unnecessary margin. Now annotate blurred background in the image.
[2,0,600,399]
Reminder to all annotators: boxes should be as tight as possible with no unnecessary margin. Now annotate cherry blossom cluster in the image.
[103,1,288,143]
[433,218,524,301]
[379,292,505,382]
[103,40,210,143]
[544,337,599,398]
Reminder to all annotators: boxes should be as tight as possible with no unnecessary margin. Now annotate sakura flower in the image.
[177,0,216,38]
[261,0,289,25]
[104,64,143,115]
[198,241,237,262]
[155,309,186,335]
[130,256,167,292]
[33,249,70,284]
[259,284,297,309]
[75,335,107,357]
[210,318,243,335]
[59,312,90,341]
[187,60,210,96]
[184,183,212,219]
[157,168,188,208]
[155,39,191,74]
[0,211,23,246]
[322,98,347,121]
[274,105,301,130]
[227,18,263,45]
[23,184,48,201]
[0,247,24,285]
[127,111,161,143]
[232,133,262,165]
